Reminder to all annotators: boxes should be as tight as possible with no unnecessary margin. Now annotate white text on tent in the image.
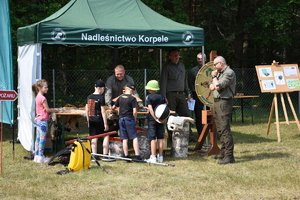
[81,33,169,44]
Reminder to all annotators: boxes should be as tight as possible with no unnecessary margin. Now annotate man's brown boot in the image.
[212,152,224,160]
[218,156,235,164]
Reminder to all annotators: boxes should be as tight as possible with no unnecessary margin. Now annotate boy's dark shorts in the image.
[119,117,138,139]
[88,118,104,136]
[148,120,164,140]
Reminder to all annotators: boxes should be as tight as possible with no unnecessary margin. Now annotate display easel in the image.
[266,92,300,142]
[190,51,219,155]
[255,61,300,142]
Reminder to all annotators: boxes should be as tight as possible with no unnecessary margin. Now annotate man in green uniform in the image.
[210,56,236,164]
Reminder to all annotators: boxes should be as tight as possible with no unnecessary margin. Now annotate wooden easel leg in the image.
[286,93,300,131]
[274,93,281,142]
[193,124,209,151]
[267,95,275,135]
[206,124,220,156]
[280,93,289,124]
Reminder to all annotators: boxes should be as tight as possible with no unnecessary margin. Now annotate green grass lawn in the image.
[1,121,300,200]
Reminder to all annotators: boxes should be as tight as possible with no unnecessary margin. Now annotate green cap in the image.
[145,80,160,91]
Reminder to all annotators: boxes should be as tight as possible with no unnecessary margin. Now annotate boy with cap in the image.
[112,82,142,161]
[144,80,167,163]
[86,79,113,161]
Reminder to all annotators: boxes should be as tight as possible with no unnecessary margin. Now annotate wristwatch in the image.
[212,75,217,79]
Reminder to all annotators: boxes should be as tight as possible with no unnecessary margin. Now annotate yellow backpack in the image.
[67,138,91,172]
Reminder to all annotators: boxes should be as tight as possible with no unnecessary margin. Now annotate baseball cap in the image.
[125,82,136,90]
[95,79,106,87]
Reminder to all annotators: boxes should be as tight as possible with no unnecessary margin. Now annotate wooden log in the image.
[172,122,189,158]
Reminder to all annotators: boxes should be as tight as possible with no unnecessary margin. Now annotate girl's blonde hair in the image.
[32,79,47,96]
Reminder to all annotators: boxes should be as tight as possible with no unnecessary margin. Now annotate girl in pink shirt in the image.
[32,79,60,163]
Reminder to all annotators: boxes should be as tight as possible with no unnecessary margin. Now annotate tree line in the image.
[9,0,300,72]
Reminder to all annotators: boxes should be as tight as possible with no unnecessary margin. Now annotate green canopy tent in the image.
[17,0,204,152]
[17,0,204,46]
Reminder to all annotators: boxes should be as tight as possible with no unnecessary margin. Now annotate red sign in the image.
[0,90,18,101]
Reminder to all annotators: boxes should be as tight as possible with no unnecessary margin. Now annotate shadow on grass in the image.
[233,131,276,144]
[2,124,18,142]
[237,152,290,163]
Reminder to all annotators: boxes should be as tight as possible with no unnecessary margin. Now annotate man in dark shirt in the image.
[160,49,197,142]
[105,65,142,135]
[188,53,206,136]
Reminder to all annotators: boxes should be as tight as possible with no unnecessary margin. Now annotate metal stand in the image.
[92,153,175,167]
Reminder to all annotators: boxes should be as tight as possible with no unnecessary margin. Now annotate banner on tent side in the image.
[0,0,14,124]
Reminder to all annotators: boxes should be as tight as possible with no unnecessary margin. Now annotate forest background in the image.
[9,0,300,72]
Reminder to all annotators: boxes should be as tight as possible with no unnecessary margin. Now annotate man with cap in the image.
[112,82,142,161]
[86,79,112,161]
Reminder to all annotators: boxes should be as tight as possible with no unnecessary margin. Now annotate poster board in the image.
[255,61,300,93]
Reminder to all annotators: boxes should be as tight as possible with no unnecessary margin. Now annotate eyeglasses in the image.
[214,62,220,66]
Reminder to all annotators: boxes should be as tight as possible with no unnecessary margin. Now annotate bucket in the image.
[171,122,189,157]
[109,137,123,157]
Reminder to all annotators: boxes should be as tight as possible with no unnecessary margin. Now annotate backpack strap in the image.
[48,147,72,165]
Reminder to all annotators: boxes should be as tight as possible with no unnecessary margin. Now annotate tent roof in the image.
[17,0,204,47]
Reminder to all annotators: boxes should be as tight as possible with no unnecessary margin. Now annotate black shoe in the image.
[218,156,235,164]
[212,153,225,160]
[134,155,142,161]
[24,154,34,160]
[92,155,101,161]
[123,155,131,163]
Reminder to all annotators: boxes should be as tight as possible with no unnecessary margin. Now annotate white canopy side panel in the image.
[17,43,42,152]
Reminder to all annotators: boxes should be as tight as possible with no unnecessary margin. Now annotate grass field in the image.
[1,121,300,200]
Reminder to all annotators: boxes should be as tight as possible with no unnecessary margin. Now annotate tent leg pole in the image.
[160,48,162,73]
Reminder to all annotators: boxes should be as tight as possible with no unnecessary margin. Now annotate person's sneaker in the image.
[123,155,131,162]
[42,157,51,163]
[218,156,235,164]
[157,154,163,163]
[33,155,40,163]
[91,155,100,162]
[34,156,50,163]
[134,155,142,161]
[145,155,157,163]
